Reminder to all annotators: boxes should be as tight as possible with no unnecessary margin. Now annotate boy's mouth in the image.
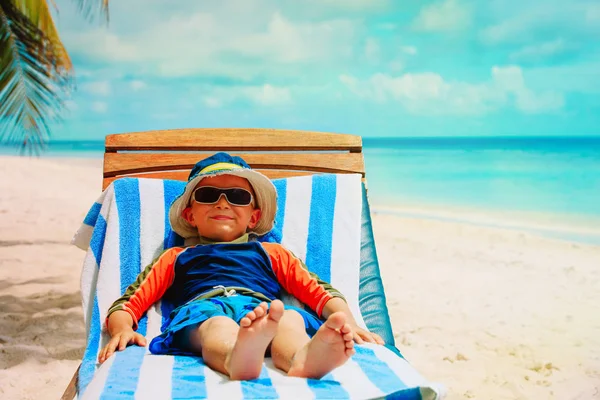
[211,215,233,221]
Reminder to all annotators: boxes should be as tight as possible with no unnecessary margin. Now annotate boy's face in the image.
[182,174,262,242]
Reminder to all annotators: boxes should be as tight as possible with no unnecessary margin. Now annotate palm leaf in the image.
[0,0,70,154]
[74,0,109,22]
[0,0,108,155]
[11,0,74,73]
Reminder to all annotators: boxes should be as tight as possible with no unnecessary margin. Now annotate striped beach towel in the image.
[72,173,445,400]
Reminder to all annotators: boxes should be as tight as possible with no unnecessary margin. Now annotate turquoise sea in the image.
[362,137,600,244]
[2,136,600,243]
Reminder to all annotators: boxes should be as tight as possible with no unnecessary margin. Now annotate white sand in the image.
[372,212,600,399]
[1,155,599,399]
[0,156,102,400]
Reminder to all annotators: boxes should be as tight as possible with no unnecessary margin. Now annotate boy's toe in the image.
[253,305,266,318]
[267,300,284,321]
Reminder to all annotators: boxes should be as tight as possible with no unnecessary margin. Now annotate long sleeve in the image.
[261,242,346,317]
[106,247,184,329]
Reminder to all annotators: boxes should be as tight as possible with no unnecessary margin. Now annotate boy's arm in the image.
[98,248,183,363]
[107,309,136,336]
[105,247,183,331]
[263,243,384,344]
[98,310,147,363]
[305,268,346,302]
[262,243,342,317]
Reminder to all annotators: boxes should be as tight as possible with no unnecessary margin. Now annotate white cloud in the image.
[481,11,545,45]
[231,13,356,63]
[199,84,292,108]
[514,88,564,114]
[56,0,389,28]
[491,66,563,112]
[587,3,600,22]
[364,38,381,62]
[523,62,600,94]
[245,84,292,106]
[82,80,111,96]
[509,39,571,63]
[339,65,564,115]
[481,3,600,46]
[388,59,404,72]
[401,46,418,55]
[309,0,388,11]
[377,23,397,30]
[203,97,222,108]
[129,80,147,91]
[412,0,471,32]
[91,101,108,113]
[64,11,359,79]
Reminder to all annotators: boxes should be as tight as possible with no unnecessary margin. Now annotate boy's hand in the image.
[350,324,385,345]
[98,328,147,364]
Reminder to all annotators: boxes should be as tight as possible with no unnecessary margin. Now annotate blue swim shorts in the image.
[149,294,324,356]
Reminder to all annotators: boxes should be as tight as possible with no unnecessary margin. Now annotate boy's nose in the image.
[215,194,230,208]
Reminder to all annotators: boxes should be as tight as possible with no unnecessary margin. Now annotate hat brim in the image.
[169,168,277,239]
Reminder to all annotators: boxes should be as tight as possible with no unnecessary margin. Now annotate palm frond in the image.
[11,0,74,73]
[74,0,109,23]
[0,0,73,155]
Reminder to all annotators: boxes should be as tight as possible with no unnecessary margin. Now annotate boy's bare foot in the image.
[226,299,284,380]
[287,312,355,379]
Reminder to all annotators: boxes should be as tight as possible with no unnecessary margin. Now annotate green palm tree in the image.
[0,0,108,154]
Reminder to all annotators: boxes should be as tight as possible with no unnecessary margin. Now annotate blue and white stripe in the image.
[71,174,445,400]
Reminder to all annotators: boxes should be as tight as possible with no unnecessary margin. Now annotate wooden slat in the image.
[105,128,362,152]
[60,364,79,400]
[103,153,365,178]
[102,169,320,190]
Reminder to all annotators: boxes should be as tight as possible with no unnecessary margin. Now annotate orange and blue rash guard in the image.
[107,240,345,329]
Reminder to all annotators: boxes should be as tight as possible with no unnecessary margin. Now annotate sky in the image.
[49,0,600,140]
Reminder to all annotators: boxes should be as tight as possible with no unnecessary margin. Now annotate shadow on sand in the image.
[0,281,86,369]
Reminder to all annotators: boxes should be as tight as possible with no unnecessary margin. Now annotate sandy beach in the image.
[1,155,599,400]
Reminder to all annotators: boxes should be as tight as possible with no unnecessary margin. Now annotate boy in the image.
[98,152,384,380]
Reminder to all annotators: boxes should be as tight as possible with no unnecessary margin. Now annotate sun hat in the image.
[169,152,277,239]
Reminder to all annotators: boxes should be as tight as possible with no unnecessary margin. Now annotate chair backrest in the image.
[103,128,365,190]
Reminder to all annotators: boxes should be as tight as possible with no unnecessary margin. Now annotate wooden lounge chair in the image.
[62,128,439,400]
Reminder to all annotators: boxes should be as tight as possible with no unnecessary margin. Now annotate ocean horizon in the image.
[3,135,600,244]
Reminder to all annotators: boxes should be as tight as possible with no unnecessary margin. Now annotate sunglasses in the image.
[191,186,254,207]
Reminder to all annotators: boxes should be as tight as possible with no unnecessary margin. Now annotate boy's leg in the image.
[270,310,311,371]
[186,316,238,376]
[271,310,355,379]
[185,300,285,380]
[227,300,284,380]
